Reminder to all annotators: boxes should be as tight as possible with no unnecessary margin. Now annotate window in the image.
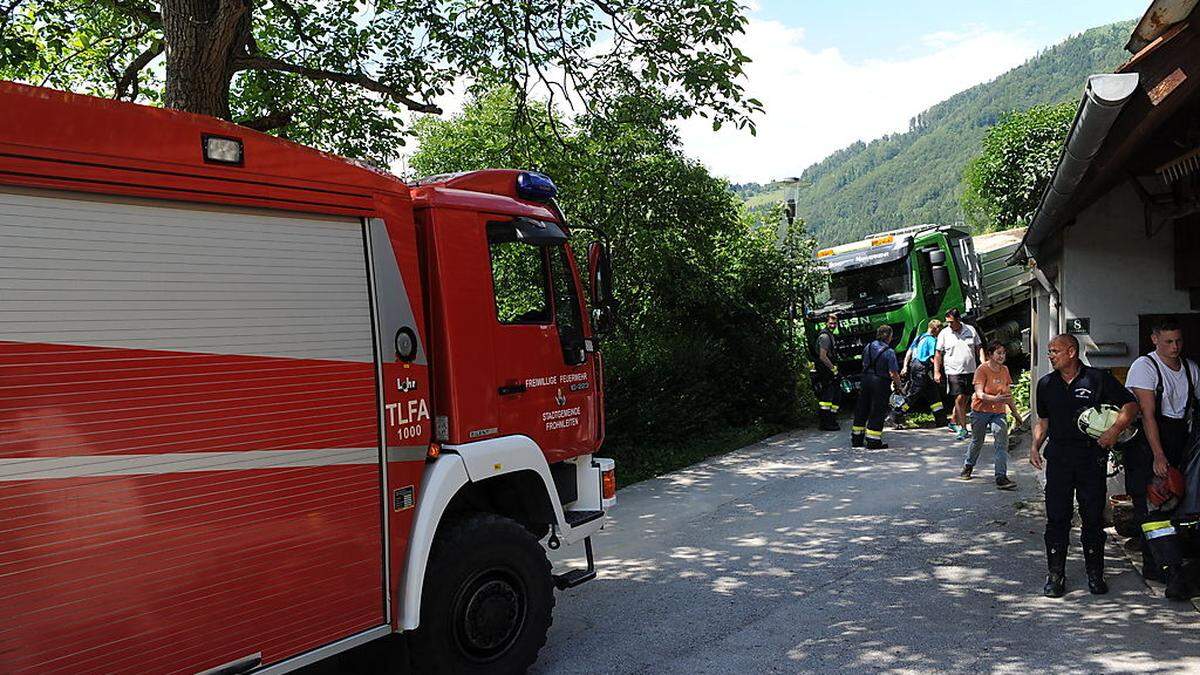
[917,247,946,316]
[488,224,551,324]
[817,257,913,312]
[549,245,586,365]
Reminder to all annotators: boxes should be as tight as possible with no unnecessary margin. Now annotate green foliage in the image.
[1,0,761,165]
[960,102,1076,231]
[489,240,551,324]
[1012,369,1031,416]
[736,21,1133,245]
[411,88,824,466]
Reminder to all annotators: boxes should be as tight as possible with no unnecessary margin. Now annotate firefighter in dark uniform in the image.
[851,325,902,449]
[815,313,843,431]
[900,319,948,427]
[1030,334,1137,598]
[1124,318,1198,599]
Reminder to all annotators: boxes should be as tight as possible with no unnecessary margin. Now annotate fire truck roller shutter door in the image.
[0,188,387,674]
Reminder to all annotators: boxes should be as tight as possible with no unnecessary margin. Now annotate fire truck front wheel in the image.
[408,512,555,673]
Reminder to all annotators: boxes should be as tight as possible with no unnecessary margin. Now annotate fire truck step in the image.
[553,537,597,590]
[564,509,604,527]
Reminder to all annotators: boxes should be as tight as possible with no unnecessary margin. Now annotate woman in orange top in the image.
[961,340,1022,489]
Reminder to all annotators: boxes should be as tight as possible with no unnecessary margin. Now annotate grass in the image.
[605,421,790,487]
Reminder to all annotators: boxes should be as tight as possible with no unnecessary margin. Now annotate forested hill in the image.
[743,20,1135,245]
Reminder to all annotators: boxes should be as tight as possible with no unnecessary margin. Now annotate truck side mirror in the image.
[932,265,950,291]
[587,241,615,334]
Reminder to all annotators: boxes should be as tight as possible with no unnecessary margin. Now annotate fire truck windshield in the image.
[814,257,913,312]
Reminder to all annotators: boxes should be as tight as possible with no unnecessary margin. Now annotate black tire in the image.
[407,513,555,674]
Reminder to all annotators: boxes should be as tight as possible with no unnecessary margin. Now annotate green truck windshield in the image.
[815,257,913,312]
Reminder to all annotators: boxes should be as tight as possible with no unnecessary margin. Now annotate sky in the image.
[677,0,1149,184]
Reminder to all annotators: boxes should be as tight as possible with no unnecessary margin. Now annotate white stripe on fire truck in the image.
[0,447,381,481]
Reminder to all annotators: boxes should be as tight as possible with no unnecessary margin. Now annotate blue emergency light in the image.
[516,171,558,201]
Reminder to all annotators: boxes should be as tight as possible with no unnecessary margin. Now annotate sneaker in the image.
[947,422,959,433]
[955,428,969,441]
[960,465,973,480]
[996,476,1017,490]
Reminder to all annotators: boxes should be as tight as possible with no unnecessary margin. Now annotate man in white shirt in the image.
[935,308,983,441]
[1125,318,1198,599]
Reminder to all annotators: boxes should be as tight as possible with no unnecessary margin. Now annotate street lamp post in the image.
[770,177,805,349]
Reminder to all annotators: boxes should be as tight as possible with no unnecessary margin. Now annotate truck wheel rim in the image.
[453,568,527,660]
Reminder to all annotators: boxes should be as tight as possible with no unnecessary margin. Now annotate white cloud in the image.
[677,18,1039,184]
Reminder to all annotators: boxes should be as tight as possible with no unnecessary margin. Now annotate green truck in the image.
[806,225,1029,384]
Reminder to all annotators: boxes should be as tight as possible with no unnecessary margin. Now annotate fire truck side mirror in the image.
[587,241,615,336]
[587,242,613,305]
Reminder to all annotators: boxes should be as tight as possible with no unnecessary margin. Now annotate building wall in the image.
[1059,180,1191,371]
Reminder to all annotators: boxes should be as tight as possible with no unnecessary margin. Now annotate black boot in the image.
[850,428,864,448]
[1141,539,1165,581]
[1143,521,1188,599]
[818,410,840,431]
[1084,546,1108,595]
[1044,544,1067,598]
[1165,565,1190,601]
[865,439,889,449]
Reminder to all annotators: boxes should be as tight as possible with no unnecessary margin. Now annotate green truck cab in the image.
[806,225,1027,386]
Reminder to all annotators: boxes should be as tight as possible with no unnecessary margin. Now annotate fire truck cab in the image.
[0,81,616,674]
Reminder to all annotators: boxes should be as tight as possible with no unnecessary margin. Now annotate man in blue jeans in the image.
[961,340,1020,489]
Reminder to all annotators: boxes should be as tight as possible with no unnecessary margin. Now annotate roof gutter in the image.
[1127,0,1199,53]
[1008,73,1140,264]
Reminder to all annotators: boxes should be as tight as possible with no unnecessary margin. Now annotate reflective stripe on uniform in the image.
[865,429,883,439]
[930,401,944,412]
[1143,520,1177,539]
[831,405,840,412]
[851,426,865,434]
[819,401,833,411]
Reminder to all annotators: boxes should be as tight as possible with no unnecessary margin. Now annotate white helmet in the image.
[1077,404,1137,443]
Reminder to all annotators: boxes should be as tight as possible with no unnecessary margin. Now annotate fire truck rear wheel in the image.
[409,513,555,673]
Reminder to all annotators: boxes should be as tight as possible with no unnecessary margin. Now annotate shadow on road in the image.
[535,428,1200,673]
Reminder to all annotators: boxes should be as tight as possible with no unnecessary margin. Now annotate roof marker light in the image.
[516,171,558,201]
[202,134,244,166]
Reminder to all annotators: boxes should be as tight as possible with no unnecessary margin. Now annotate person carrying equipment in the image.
[900,319,948,427]
[814,313,844,432]
[1124,318,1199,599]
[1030,334,1138,598]
[852,325,902,449]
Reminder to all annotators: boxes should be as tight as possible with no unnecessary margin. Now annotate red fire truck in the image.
[0,81,617,674]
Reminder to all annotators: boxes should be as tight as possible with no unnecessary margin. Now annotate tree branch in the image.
[101,0,161,27]
[1,0,22,24]
[239,109,294,131]
[233,55,443,114]
[115,39,164,99]
[268,0,309,43]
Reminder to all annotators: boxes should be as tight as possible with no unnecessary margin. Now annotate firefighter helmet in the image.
[1076,404,1137,444]
[1147,467,1186,511]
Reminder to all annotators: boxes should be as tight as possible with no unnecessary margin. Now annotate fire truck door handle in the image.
[499,383,527,396]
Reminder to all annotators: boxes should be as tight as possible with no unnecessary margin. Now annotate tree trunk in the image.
[160,0,248,119]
